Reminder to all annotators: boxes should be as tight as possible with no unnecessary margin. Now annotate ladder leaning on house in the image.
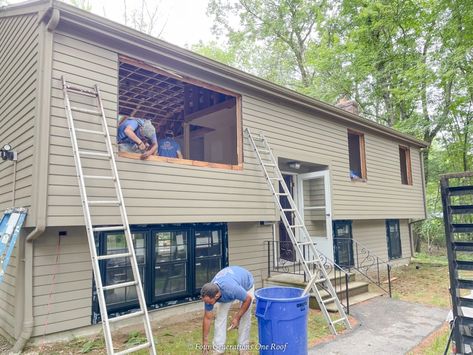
[246,128,351,335]
[62,77,156,355]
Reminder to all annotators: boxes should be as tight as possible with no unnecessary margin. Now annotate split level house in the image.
[0,0,428,346]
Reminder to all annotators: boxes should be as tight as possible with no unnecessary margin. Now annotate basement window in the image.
[347,129,367,180]
[399,146,412,185]
[117,56,242,169]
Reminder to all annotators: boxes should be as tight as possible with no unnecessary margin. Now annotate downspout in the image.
[12,5,58,353]
[407,148,428,257]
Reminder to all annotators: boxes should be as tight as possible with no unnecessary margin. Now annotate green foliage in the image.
[414,216,445,252]
[78,337,104,353]
[125,330,147,346]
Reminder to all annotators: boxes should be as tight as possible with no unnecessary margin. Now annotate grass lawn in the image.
[26,308,353,354]
[23,252,452,354]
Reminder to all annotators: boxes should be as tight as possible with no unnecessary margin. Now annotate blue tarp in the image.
[0,207,27,284]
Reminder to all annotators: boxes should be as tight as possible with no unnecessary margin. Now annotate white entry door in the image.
[297,170,333,258]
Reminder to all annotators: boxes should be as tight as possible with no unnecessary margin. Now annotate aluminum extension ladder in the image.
[0,207,27,284]
[62,77,156,355]
[246,128,351,335]
[441,171,473,354]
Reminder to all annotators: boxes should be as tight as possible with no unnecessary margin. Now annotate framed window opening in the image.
[386,219,402,260]
[93,223,228,322]
[117,56,243,170]
[347,129,367,180]
[399,146,412,185]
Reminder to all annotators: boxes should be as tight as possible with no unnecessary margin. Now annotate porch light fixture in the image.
[1,144,17,161]
[288,161,301,169]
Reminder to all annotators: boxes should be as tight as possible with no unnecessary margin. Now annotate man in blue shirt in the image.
[158,130,183,158]
[201,266,254,354]
[117,117,158,159]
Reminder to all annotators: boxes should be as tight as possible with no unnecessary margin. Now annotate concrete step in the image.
[325,291,385,312]
[308,280,370,310]
[264,271,356,288]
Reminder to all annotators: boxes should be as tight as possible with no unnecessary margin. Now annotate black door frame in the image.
[279,173,296,262]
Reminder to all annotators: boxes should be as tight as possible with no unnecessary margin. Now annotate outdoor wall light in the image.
[1,144,17,161]
[288,161,301,169]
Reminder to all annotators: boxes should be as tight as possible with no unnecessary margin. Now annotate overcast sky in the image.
[8,0,214,48]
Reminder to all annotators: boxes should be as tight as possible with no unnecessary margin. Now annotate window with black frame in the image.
[102,232,146,309]
[195,229,223,290]
[154,230,188,299]
[386,219,402,259]
[93,223,227,322]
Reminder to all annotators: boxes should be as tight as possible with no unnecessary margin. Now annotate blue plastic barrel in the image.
[255,287,309,355]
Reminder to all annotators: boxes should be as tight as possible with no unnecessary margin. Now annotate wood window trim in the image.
[118,152,243,171]
[118,55,244,167]
[399,145,413,185]
[347,129,367,181]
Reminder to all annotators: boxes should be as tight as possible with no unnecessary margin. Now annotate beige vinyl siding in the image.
[0,14,38,220]
[0,233,22,339]
[32,226,92,337]
[242,96,425,220]
[227,222,273,288]
[47,32,275,227]
[352,219,411,265]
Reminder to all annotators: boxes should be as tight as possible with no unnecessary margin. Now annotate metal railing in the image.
[333,237,392,296]
[266,240,351,314]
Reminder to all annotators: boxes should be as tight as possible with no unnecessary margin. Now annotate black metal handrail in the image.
[266,240,351,314]
[333,237,392,296]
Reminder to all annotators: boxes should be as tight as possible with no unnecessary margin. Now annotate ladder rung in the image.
[276,192,289,196]
[452,224,473,233]
[456,260,473,271]
[65,85,97,97]
[331,318,347,325]
[313,278,327,283]
[97,252,131,261]
[259,149,270,153]
[451,205,473,215]
[93,225,126,232]
[283,209,296,212]
[75,128,105,135]
[71,106,101,116]
[88,200,120,206]
[263,163,276,167]
[291,225,304,228]
[108,310,144,323]
[306,259,321,265]
[269,177,282,180]
[448,186,473,196]
[103,281,137,291]
[83,175,114,180]
[115,342,151,355]
[297,241,314,246]
[453,241,473,252]
[458,279,473,289]
[78,150,110,157]
[459,297,473,308]
[323,297,336,304]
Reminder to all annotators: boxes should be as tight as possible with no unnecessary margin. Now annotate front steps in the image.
[263,272,384,311]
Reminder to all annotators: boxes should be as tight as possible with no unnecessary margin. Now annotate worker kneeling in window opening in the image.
[117,117,158,160]
[158,129,183,159]
[201,266,254,355]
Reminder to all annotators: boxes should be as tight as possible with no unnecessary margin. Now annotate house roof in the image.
[2,0,429,148]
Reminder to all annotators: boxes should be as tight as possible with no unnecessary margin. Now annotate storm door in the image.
[297,170,333,258]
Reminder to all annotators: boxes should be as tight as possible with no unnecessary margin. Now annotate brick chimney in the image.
[336,96,359,115]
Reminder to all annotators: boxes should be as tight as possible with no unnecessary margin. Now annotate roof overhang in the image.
[2,0,429,148]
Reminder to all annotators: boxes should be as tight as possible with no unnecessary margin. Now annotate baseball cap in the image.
[141,120,156,139]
